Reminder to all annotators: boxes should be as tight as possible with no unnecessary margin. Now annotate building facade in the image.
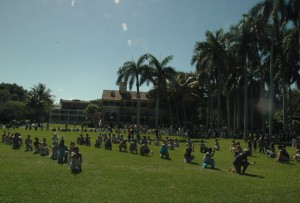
[49,99,90,124]
[101,82,157,127]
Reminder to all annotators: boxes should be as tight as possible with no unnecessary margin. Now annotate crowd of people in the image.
[1,131,83,174]
[1,128,300,176]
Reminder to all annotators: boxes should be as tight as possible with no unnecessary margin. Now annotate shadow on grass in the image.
[161,158,172,161]
[211,167,222,171]
[72,170,82,176]
[202,167,222,171]
[209,167,222,171]
[243,173,264,178]
[188,162,200,165]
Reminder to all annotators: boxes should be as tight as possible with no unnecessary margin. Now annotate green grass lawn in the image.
[0,126,299,203]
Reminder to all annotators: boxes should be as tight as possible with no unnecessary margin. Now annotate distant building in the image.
[49,99,90,124]
[101,82,157,127]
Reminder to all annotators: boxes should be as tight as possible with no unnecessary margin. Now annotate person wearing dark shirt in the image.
[184,146,194,163]
[233,150,255,174]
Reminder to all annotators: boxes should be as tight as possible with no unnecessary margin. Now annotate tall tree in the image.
[274,27,300,134]
[27,83,54,122]
[227,17,257,140]
[116,54,148,136]
[166,79,179,127]
[0,83,28,102]
[191,29,227,130]
[287,0,300,55]
[172,72,199,125]
[250,0,288,137]
[84,103,100,127]
[142,54,176,135]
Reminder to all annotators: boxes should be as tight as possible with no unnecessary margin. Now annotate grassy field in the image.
[0,125,299,203]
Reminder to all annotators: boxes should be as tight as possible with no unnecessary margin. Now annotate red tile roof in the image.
[102,90,150,101]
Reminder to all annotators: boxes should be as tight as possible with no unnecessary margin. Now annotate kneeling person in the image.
[140,142,152,156]
[130,139,138,154]
[104,137,112,150]
[160,141,170,159]
[184,146,194,163]
[25,135,33,151]
[70,147,82,173]
[277,145,290,163]
[232,150,255,174]
[202,148,215,169]
[118,139,127,152]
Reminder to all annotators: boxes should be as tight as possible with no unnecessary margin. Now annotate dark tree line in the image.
[0,83,54,124]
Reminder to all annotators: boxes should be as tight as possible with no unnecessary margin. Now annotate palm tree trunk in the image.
[182,99,187,124]
[250,87,254,133]
[172,94,180,128]
[233,93,237,133]
[289,81,292,132]
[237,93,240,131]
[136,90,141,137]
[217,71,221,130]
[226,90,231,137]
[269,31,275,138]
[244,64,248,140]
[255,40,266,136]
[282,74,287,134]
[260,76,266,136]
[155,91,160,136]
[206,93,210,132]
[167,97,174,127]
[210,91,214,129]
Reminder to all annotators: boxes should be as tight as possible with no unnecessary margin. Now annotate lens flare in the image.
[127,40,132,46]
[122,23,128,31]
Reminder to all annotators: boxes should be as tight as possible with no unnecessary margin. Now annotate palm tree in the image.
[191,29,227,131]
[142,54,176,135]
[287,0,300,135]
[116,54,148,136]
[166,78,180,127]
[274,27,300,135]
[27,83,54,122]
[243,8,272,135]
[227,17,257,140]
[250,0,288,137]
[84,103,100,127]
[225,64,244,135]
[173,72,199,125]
[287,0,300,55]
